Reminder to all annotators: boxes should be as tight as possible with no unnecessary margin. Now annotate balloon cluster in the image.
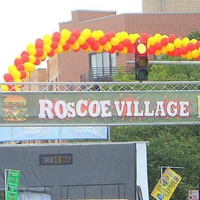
[2,29,200,91]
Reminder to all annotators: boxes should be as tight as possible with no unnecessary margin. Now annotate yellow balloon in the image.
[121,31,128,39]
[110,37,120,46]
[186,51,193,60]
[173,38,182,48]
[182,37,190,46]
[8,65,17,74]
[128,34,139,44]
[154,50,161,56]
[154,33,162,43]
[24,62,35,72]
[55,44,63,54]
[91,31,100,41]
[81,28,91,40]
[77,36,85,45]
[60,29,71,41]
[43,44,51,53]
[29,55,36,63]
[103,42,112,51]
[161,46,168,55]
[43,34,52,45]
[1,85,9,91]
[166,43,174,52]
[14,86,21,91]
[96,45,104,53]
[40,51,47,61]
[191,39,197,44]
[58,38,66,46]
[27,46,36,55]
[191,49,199,58]
[71,42,80,51]
[14,78,22,83]
[148,37,156,46]
[11,70,21,79]
[181,54,187,59]
[119,47,128,54]
[27,43,35,51]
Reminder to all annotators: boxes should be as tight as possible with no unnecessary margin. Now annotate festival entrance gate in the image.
[0,81,200,200]
[1,28,200,200]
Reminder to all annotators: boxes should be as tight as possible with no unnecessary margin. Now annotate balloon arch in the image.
[2,28,200,91]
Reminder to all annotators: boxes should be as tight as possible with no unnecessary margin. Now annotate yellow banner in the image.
[151,167,182,200]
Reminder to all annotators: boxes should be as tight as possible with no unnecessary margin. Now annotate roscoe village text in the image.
[38,99,190,119]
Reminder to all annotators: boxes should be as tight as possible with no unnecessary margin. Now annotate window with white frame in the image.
[90,52,116,80]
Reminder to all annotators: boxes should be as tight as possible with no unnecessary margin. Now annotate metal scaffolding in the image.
[2,81,200,92]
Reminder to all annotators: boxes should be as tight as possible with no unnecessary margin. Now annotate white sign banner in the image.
[0,127,108,142]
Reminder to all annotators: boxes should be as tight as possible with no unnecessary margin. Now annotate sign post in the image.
[151,167,182,200]
[5,169,20,200]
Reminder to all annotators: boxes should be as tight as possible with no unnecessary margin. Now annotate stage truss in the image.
[1,81,200,92]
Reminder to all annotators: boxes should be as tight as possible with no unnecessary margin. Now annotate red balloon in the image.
[21,51,29,57]
[47,49,55,57]
[196,56,200,61]
[127,44,135,53]
[62,42,70,51]
[187,42,195,51]
[14,58,22,66]
[35,39,43,49]
[34,57,41,65]
[169,34,176,43]
[108,31,115,38]
[80,42,89,50]
[51,41,58,49]
[87,37,95,45]
[99,36,107,45]
[68,36,76,44]
[195,41,200,49]
[52,32,60,43]
[123,39,131,47]
[148,46,155,54]
[115,42,124,51]
[16,64,25,71]
[91,42,99,51]
[173,48,180,57]
[108,46,116,54]
[154,42,162,50]
[35,48,44,57]
[104,32,114,41]
[20,70,27,79]
[168,51,174,57]
[140,33,149,43]
[3,73,13,82]
[21,55,29,63]
[180,46,188,54]
[71,29,80,39]
[161,37,169,46]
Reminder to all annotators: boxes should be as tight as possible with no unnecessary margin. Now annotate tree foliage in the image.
[110,31,200,200]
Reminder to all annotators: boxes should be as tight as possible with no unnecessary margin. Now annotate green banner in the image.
[6,170,20,200]
[0,91,200,126]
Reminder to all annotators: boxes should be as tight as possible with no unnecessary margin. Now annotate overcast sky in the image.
[0,0,142,81]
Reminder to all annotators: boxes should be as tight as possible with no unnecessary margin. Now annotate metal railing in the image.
[2,81,200,92]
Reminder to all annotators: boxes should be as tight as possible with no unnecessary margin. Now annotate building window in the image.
[90,52,116,81]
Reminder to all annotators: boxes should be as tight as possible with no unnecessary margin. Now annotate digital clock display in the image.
[39,154,73,165]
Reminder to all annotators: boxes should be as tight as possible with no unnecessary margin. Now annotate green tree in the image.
[188,30,200,41]
[148,55,200,81]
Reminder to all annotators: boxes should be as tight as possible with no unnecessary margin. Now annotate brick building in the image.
[48,11,199,82]
[143,0,200,13]
[29,0,200,82]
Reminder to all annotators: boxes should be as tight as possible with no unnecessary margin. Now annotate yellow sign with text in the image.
[151,168,182,200]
